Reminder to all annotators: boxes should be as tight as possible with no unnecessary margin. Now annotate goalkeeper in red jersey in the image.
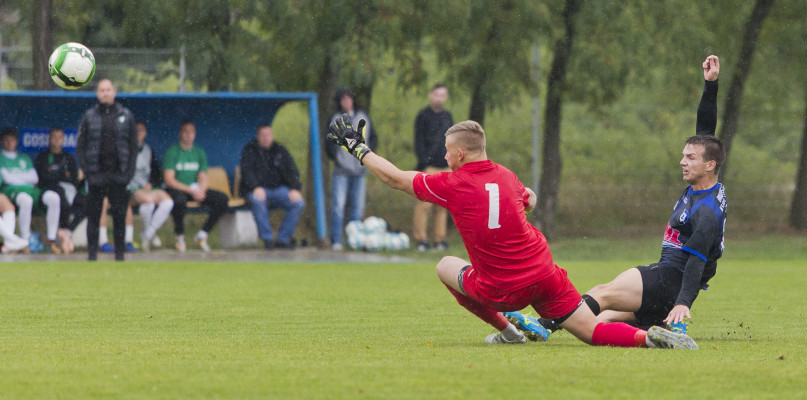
[327,115,697,349]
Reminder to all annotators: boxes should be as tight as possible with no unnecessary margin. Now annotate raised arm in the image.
[696,55,719,136]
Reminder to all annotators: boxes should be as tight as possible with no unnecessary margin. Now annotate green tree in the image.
[427,0,547,125]
[717,0,776,180]
[536,0,581,239]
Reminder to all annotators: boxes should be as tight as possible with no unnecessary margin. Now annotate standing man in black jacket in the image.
[76,79,138,261]
[239,124,304,250]
[413,84,454,251]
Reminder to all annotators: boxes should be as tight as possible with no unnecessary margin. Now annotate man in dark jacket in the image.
[239,124,304,249]
[76,79,138,261]
[34,127,85,254]
[413,84,454,251]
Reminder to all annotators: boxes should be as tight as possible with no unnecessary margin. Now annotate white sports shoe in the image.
[151,235,162,248]
[3,237,30,253]
[195,233,210,252]
[140,232,150,252]
[646,326,699,350]
[175,235,187,252]
[485,331,526,344]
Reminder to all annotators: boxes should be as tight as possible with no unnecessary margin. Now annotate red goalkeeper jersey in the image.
[412,160,555,295]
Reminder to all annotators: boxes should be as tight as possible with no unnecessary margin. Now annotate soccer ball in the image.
[363,232,384,252]
[384,232,410,251]
[363,216,388,235]
[48,42,96,90]
[345,220,365,250]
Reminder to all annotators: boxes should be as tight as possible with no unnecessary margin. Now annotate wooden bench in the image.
[71,166,259,249]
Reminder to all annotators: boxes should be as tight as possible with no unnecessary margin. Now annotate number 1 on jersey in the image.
[485,183,501,229]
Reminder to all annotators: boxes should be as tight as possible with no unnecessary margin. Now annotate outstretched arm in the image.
[696,55,719,136]
[362,153,418,197]
[328,113,418,197]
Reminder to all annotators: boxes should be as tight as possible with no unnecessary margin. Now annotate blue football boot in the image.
[502,311,551,342]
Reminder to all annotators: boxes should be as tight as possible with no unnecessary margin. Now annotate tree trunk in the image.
[790,94,807,229]
[355,83,373,114]
[718,0,775,180]
[31,0,53,90]
[468,81,486,125]
[536,0,581,241]
[206,3,231,91]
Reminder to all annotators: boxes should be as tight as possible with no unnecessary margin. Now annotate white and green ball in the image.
[384,232,410,251]
[363,216,388,235]
[363,232,384,252]
[48,42,96,90]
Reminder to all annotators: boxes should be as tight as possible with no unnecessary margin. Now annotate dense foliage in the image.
[1,0,804,237]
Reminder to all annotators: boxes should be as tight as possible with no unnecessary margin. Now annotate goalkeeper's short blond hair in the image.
[445,120,486,153]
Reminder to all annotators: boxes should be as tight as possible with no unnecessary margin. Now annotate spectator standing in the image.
[163,121,228,252]
[76,79,138,261]
[413,84,454,251]
[325,88,377,251]
[34,127,85,254]
[239,125,305,250]
[1,127,63,253]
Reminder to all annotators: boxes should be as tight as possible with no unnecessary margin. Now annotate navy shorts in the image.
[635,262,685,327]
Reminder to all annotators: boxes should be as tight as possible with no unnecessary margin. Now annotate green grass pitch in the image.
[1,245,805,398]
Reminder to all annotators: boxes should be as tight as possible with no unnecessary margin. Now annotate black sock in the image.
[538,318,562,332]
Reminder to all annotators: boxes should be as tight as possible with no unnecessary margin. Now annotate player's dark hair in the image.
[431,83,447,92]
[334,87,356,112]
[49,127,64,136]
[1,126,18,138]
[180,119,195,129]
[686,135,725,173]
[255,124,272,134]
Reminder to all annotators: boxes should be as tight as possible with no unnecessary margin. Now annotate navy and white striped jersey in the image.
[660,182,727,288]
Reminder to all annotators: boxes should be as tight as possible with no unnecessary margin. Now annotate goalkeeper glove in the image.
[327,113,372,164]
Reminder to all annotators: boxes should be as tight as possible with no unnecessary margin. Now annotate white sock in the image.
[146,199,173,239]
[42,190,61,241]
[196,230,208,240]
[125,225,134,243]
[0,211,16,241]
[15,193,33,239]
[501,323,522,341]
[99,226,109,245]
[139,203,155,238]
[2,211,16,237]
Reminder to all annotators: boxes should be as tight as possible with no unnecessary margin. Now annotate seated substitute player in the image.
[327,115,697,349]
[0,192,29,253]
[34,127,85,254]
[517,55,726,337]
[163,121,228,252]
[128,121,173,252]
[239,124,305,250]
[0,127,63,253]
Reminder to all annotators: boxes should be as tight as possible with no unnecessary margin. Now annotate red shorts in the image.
[460,264,582,320]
